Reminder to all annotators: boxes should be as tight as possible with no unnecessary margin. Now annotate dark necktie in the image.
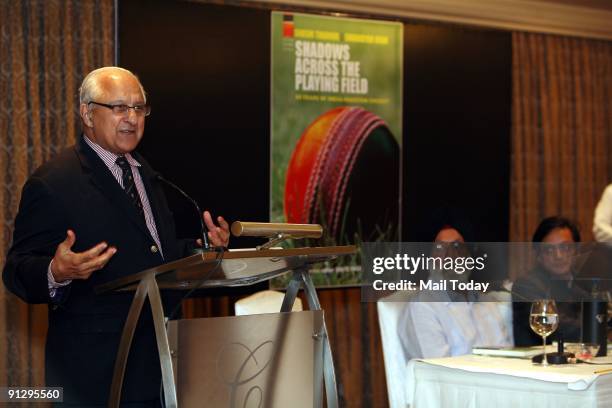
[115,156,145,217]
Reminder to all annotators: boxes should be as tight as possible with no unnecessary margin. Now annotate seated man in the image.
[512,216,588,346]
[398,220,512,359]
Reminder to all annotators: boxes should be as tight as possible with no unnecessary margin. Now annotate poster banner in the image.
[271,12,403,286]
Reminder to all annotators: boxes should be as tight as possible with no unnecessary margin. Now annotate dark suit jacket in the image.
[3,136,193,406]
[511,266,587,347]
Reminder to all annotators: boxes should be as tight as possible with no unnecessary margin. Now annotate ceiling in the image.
[253,0,612,40]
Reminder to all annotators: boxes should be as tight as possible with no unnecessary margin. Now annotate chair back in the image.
[377,291,413,408]
[235,290,303,315]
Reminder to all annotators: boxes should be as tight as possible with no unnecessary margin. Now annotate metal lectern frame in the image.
[95,245,355,408]
[280,265,339,408]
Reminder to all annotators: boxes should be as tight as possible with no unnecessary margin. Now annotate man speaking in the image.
[2,66,229,406]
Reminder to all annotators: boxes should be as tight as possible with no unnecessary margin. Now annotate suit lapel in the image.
[74,137,154,242]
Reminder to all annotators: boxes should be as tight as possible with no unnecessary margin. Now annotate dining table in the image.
[406,354,612,408]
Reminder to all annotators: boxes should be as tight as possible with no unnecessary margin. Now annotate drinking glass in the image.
[529,300,559,366]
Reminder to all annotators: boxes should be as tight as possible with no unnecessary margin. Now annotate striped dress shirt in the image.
[82,135,164,256]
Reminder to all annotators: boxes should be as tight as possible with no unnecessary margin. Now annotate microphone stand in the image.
[155,174,211,251]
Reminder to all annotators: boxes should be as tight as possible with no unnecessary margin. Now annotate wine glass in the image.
[530,300,559,366]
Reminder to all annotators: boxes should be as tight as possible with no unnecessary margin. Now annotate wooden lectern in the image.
[95,245,355,408]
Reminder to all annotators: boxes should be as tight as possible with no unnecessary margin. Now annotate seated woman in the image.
[512,216,588,346]
[398,219,512,359]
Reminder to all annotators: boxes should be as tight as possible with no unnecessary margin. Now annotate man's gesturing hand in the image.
[51,230,117,282]
[203,211,230,248]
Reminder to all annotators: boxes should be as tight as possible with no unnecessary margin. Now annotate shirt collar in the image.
[83,135,141,170]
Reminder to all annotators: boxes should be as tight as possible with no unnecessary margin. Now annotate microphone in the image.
[155,174,211,251]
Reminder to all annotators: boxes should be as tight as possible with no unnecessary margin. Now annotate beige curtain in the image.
[0,0,114,392]
[511,32,612,250]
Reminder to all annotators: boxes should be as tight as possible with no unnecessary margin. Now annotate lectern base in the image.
[168,311,325,407]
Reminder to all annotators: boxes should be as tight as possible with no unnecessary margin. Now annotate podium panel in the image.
[168,311,324,407]
[99,246,355,407]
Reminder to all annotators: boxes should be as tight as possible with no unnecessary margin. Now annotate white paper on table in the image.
[472,345,555,358]
[589,356,612,365]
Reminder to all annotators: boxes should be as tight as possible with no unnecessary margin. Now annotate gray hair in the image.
[79,66,147,104]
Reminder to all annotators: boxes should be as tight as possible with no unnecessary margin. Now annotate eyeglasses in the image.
[539,243,575,256]
[88,101,151,117]
[433,241,467,252]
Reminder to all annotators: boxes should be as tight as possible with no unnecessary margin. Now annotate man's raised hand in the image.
[203,211,230,248]
[51,230,117,282]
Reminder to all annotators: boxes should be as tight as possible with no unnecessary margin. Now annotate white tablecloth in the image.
[406,355,612,408]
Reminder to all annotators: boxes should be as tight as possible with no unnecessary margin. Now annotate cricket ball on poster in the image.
[284,106,400,243]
